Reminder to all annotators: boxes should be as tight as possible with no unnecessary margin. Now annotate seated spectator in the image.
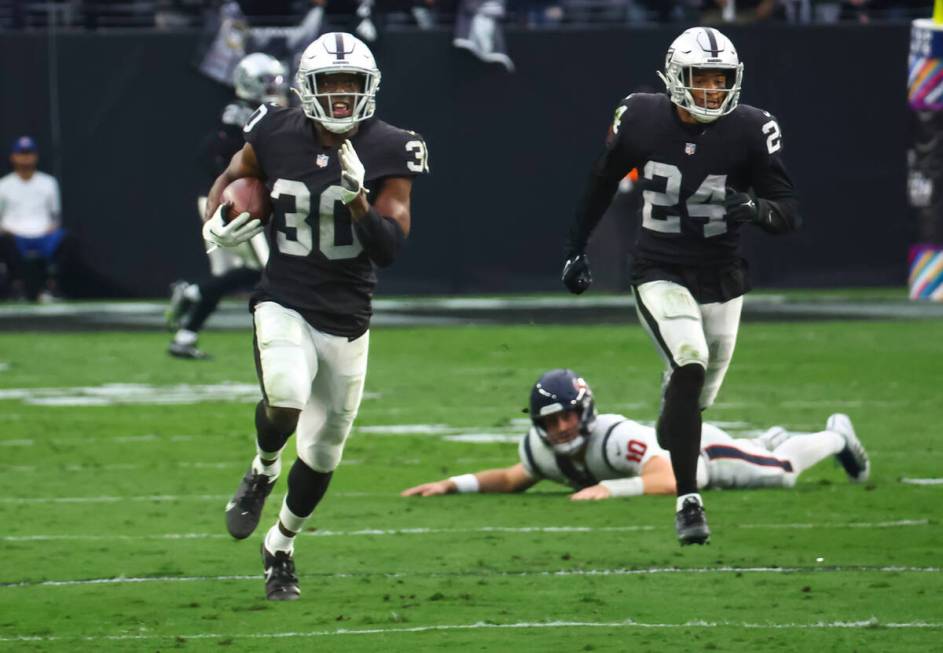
[0,136,65,302]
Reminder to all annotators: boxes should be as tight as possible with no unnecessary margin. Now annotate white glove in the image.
[338,140,367,204]
[202,203,264,251]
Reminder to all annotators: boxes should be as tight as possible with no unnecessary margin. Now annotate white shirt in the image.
[0,171,61,237]
[517,413,667,489]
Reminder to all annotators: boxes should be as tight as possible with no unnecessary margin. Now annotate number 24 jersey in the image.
[603,93,797,267]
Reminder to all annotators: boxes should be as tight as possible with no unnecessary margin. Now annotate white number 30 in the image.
[762,120,782,154]
[406,140,429,173]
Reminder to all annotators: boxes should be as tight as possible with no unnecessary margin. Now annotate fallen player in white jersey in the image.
[401,369,870,501]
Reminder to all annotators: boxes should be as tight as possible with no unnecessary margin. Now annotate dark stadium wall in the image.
[0,26,911,297]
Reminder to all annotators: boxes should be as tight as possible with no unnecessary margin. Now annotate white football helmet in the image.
[656,27,743,124]
[294,32,381,134]
[233,53,288,106]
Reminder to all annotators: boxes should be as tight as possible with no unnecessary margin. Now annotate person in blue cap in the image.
[0,136,65,302]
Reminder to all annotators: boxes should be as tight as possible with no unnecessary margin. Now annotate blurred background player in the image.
[0,136,64,303]
[165,53,288,359]
[402,369,870,504]
[203,32,429,601]
[561,27,801,545]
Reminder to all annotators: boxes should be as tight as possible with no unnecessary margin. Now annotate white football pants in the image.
[699,424,845,489]
[633,280,743,410]
[253,301,369,473]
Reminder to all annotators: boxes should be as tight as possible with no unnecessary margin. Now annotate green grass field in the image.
[1,315,941,651]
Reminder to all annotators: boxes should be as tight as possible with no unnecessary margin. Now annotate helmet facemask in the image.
[660,63,742,123]
[535,409,590,456]
[294,67,381,134]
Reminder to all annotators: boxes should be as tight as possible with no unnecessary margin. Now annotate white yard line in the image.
[2,566,940,589]
[0,491,384,505]
[0,519,929,542]
[1,618,941,642]
[901,478,943,486]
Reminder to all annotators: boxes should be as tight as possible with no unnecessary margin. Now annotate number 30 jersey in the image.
[243,104,429,338]
[517,413,666,489]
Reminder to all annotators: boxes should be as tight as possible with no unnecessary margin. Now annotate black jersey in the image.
[570,93,799,302]
[243,104,428,337]
[197,100,256,189]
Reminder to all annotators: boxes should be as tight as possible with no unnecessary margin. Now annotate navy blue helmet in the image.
[529,369,597,455]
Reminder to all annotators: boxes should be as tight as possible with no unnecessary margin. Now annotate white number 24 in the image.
[641,162,728,238]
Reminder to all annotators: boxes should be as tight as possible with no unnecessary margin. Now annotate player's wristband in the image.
[449,474,480,494]
[353,207,405,268]
[599,477,644,498]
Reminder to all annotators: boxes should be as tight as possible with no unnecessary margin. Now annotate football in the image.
[221,177,272,225]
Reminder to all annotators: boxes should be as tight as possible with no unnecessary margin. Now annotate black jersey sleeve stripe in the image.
[632,285,679,369]
[601,419,629,474]
[251,329,270,406]
[523,434,544,479]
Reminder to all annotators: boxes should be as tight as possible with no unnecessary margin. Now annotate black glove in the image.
[562,253,592,295]
[724,187,760,225]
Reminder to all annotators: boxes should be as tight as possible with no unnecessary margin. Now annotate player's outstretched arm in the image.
[570,455,676,501]
[401,463,537,497]
[204,143,263,222]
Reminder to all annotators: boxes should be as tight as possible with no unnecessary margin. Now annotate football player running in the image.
[402,370,869,506]
[166,53,287,360]
[203,33,429,601]
[560,28,801,545]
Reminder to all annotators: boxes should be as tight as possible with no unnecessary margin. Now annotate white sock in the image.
[676,492,703,512]
[183,284,201,302]
[252,454,281,481]
[278,498,308,533]
[173,329,198,346]
[774,431,844,475]
[264,523,294,555]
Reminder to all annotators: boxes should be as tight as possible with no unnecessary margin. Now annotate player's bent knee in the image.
[261,367,309,409]
[673,343,709,369]
[300,443,346,474]
[258,341,310,408]
[668,362,706,396]
[265,405,301,434]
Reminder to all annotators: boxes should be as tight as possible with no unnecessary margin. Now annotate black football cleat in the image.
[164,280,194,331]
[168,341,209,360]
[676,497,711,546]
[827,413,870,483]
[225,467,276,539]
[262,544,301,601]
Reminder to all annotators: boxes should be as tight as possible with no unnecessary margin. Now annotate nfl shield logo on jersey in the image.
[685,142,696,156]
[316,154,329,168]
